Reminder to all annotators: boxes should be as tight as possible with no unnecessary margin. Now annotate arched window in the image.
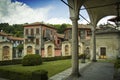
[27,46,33,54]
[2,46,10,60]
[47,45,52,57]
[65,45,69,56]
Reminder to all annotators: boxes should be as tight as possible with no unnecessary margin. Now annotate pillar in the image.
[70,17,81,77]
[92,26,97,62]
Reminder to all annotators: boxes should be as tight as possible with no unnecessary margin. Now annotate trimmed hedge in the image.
[42,56,72,62]
[0,55,82,66]
[22,54,42,66]
[0,59,22,66]
[0,69,48,80]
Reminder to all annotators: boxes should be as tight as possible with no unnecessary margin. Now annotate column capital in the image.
[70,17,79,22]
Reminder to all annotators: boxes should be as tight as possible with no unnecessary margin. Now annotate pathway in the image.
[50,61,114,80]
[79,62,114,80]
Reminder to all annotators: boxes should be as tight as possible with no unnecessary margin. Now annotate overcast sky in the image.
[0,0,115,25]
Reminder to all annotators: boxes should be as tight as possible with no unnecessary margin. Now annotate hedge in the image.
[0,69,48,80]
[0,55,83,66]
[0,59,22,66]
[22,54,42,66]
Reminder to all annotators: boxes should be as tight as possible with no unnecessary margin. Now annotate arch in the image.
[27,46,33,54]
[65,45,69,56]
[47,45,53,57]
[2,46,10,60]
[97,15,116,26]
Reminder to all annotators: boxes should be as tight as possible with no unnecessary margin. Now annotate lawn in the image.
[0,59,71,77]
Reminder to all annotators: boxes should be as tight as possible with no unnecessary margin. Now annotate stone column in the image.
[70,17,80,77]
[92,26,97,62]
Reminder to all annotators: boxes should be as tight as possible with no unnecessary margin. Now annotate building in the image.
[62,24,92,56]
[23,22,63,57]
[0,31,24,61]
[91,27,120,59]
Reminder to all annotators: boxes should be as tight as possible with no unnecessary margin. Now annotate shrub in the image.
[114,59,120,69]
[22,54,42,66]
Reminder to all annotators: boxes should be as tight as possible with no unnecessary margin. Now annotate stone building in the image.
[23,22,63,57]
[90,27,120,59]
[0,32,24,61]
[62,24,92,56]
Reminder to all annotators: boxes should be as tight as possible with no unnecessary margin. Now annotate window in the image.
[86,30,91,36]
[80,30,85,39]
[36,38,39,45]
[2,36,4,39]
[36,28,39,34]
[100,47,106,56]
[31,28,34,35]
[100,47,106,59]
[25,29,28,35]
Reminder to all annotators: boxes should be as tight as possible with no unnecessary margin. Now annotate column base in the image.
[92,59,97,62]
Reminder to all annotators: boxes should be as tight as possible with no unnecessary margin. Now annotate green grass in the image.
[0,59,71,77]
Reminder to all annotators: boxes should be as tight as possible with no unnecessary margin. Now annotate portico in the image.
[64,0,120,79]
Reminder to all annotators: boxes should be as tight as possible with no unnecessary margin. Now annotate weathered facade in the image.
[0,32,24,61]
[23,22,62,57]
[91,27,120,59]
[63,24,92,56]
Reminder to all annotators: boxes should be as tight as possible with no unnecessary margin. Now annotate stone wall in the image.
[92,33,120,59]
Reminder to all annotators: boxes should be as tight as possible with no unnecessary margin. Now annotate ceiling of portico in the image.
[67,0,120,26]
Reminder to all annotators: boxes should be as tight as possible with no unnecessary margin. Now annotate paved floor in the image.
[79,62,114,80]
[50,62,114,80]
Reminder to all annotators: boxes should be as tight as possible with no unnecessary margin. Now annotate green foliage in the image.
[0,23,23,37]
[32,70,48,80]
[0,59,71,77]
[0,59,22,66]
[52,24,71,34]
[17,44,23,51]
[0,69,48,80]
[22,54,42,66]
[114,59,120,69]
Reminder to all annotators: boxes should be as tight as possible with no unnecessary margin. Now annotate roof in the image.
[56,33,64,39]
[0,32,11,36]
[7,36,24,41]
[96,27,120,34]
[65,24,92,30]
[23,22,56,30]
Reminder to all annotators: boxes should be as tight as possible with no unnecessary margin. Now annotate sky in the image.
[0,0,115,25]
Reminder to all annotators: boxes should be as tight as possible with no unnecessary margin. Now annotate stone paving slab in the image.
[79,62,114,80]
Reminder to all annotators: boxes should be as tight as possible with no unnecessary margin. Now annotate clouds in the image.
[0,0,52,24]
[0,0,113,25]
